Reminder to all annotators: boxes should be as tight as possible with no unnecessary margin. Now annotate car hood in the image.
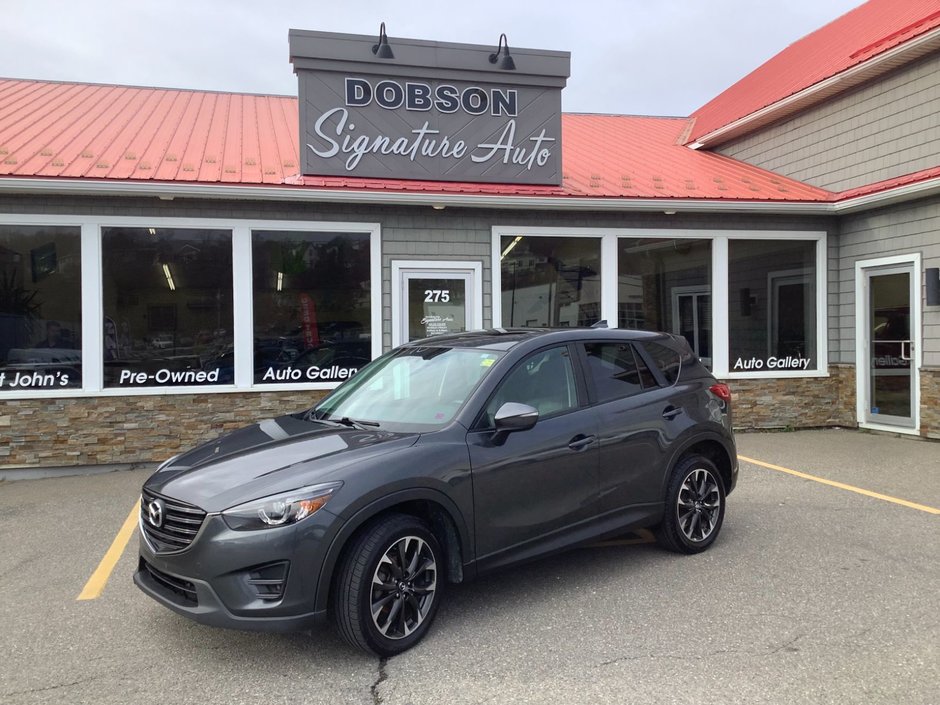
[144,414,419,512]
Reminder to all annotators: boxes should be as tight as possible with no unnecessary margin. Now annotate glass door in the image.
[391,262,482,347]
[864,266,916,428]
[406,275,469,342]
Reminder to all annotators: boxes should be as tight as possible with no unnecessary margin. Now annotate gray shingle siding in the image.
[836,195,940,367]
[717,52,940,193]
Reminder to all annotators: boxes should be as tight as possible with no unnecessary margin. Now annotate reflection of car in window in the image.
[1,347,82,386]
[872,306,911,370]
[873,308,909,340]
[150,333,174,350]
[291,340,372,371]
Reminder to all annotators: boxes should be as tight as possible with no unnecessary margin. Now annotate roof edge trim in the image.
[689,26,940,149]
[0,176,833,214]
[834,176,940,214]
[1,174,936,215]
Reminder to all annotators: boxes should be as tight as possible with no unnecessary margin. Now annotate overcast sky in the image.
[4,0,862,116]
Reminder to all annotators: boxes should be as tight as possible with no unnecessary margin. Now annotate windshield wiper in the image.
[336,416,380,429]
[304,409,380,429]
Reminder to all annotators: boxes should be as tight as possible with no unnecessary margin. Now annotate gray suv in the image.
[135,328,737,655]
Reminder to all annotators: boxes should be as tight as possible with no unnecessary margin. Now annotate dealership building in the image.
[1,0,938,468]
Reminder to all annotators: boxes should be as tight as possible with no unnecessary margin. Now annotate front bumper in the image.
[135,510,337,632]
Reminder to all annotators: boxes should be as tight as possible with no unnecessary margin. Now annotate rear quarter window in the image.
[641,341,683,385]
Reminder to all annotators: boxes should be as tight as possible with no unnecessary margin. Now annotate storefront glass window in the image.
[101,227,234,387]
[728,240,817,372]
[618,238,712,365]
[0,225,82,391]
[252,230,372,384]
[500,236,601,327]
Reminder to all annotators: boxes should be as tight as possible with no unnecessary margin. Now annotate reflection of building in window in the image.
[618,302,646,330]
[500,236,601,328]
[101,227,233,388]
[0,226,82,388]
[728,240,816,369]
[619,238,711,366]
[769,271,812,358]
[251,230,372,384]
[672,287,711,362]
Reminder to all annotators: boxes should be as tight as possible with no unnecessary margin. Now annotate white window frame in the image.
[0,214,381,399]
[491,226,828,379]
[854,253,922,436]
[390,260,483,348]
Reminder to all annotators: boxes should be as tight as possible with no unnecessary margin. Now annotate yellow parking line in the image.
[738,455,940,515]
[77,500,140,601]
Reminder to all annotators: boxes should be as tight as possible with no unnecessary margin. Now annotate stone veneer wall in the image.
[723,365,857,430]
[921,368,940,440]
[0,391,328,468]
[1,370,863,468]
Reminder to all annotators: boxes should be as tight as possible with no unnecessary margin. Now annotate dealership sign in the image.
[289,29,570,185]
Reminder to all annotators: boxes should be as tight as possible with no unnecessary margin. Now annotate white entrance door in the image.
[855,255,921,433]
[391,261,483,347]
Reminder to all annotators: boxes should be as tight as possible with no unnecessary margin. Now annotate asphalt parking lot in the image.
[0,429,937,705]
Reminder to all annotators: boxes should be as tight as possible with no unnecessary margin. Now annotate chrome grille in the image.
[140,488,206,552]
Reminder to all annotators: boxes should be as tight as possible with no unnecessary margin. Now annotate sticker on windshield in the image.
[480,358,495,367]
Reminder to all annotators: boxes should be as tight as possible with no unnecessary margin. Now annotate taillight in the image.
[709,383,732,403]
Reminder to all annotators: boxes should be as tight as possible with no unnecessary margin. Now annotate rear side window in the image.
[642,342,682,385]
[584,343,657,403]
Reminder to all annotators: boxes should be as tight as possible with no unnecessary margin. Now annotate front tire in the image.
[333,514,442,656]
[655,454,726,554]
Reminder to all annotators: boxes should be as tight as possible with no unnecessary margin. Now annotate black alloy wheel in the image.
[655,454,726,554]
[334,514,442,655]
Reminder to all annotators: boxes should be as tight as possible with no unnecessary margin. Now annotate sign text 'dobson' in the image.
[302,74,560,181]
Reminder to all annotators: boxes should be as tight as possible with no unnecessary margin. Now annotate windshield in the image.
[313,346,503,431]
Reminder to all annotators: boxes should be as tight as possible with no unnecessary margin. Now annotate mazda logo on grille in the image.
[146,498,165,529]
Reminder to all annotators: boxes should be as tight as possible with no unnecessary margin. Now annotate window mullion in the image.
[711,237,730,377]
[81,223,103,392]
[232,226,254,389]
[601,234,619,327]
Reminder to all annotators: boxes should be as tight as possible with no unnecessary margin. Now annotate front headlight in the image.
[221,483,341,531]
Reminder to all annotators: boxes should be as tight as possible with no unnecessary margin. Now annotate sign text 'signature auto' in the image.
[135,328,737,656]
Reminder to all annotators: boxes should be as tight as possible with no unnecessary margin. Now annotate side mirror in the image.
[494,402,539,434]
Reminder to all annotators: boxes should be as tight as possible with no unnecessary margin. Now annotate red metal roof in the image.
[0,78,832,203]
[690,0,940,142]
[835,164,940,200]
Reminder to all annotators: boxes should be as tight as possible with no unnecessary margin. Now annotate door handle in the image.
[900,340,913,361]
[568,434,596,451]
[662,406,683,420]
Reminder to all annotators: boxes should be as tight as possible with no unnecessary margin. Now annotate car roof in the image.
[401,327,672,352]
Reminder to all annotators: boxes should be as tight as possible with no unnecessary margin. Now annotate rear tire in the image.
[333,514,442,656]
[655,454,726,554]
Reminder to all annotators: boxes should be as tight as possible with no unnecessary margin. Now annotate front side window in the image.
[101,227,233,387]
[500,236,601,327]
[728,240,817,373]
[483,346,578,424]
[252,230,372,385]
[619,238,711,365]
[0,225,82,391]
